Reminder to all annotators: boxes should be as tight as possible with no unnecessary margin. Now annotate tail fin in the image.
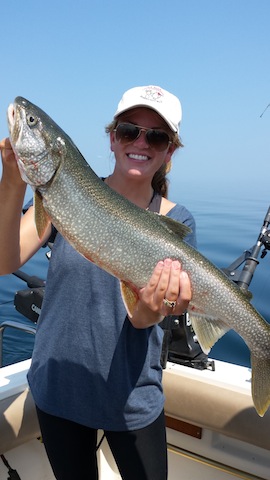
[251,355,270,417]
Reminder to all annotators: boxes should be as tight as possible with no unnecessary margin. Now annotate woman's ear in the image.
[164,143,176,163]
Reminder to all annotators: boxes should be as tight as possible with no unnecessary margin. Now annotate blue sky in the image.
[1,0,270,200]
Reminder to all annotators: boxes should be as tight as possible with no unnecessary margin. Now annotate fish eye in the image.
[26,113,38,127]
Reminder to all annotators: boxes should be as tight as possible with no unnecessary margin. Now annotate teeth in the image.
[128,153,148,161]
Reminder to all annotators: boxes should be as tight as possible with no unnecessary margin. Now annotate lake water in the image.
[0,187,269,368]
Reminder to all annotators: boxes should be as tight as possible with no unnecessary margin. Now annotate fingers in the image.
[139,258,192,316]
[0,137,25,185]
[159,260,191,316]
[0,137,15,163]
[174,270,192,315]
[164,259,182,300]
[0,137,12,149]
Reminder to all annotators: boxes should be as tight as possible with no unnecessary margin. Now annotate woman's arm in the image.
[0,138,51,274]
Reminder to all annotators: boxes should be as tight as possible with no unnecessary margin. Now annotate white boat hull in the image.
[1,359,269,479]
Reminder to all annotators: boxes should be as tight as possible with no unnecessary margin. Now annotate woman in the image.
[0,85,197,479]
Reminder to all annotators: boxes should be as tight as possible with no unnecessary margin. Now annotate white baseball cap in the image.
[114,85,182,134]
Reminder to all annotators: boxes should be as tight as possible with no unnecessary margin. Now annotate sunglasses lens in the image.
[146,130,170,151]
[115,124,139,144]
[115,123,171,151]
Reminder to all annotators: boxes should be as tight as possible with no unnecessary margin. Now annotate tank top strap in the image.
[147,192,162,213]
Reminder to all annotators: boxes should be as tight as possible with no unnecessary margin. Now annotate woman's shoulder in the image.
[162,199,197,248]
[159,197,176,215]
[160,197,193,222]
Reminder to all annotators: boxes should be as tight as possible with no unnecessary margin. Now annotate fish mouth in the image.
[7,103,15,130]
[7,102,21,145]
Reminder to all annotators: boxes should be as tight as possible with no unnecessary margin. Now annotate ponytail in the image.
[152,162,171,198]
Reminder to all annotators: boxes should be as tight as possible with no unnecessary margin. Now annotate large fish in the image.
[7,96,270,417]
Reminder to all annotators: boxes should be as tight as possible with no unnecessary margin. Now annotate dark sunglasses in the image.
[114,123,172,152]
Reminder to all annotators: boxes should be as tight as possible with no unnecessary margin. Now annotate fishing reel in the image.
[13,271,45,324]
[12,225,54,323]
[14,286,44,324]
[260,229,270,258]
[160,314,214,371]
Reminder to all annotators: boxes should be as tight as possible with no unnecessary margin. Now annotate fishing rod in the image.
[13,270,45,288]
[260,103,270,118]
[222,205,270,291]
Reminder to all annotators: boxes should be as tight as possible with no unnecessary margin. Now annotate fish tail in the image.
[251,355,270,417]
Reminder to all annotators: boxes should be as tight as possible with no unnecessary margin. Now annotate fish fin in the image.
[34,191,50,239]
[188,311,230,355]
[251,355,270,417]
[156,215,192,240]
[239,286,253,301]
[120,281,139,317]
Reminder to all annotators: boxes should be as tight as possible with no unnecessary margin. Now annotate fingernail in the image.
[164,258,172,267]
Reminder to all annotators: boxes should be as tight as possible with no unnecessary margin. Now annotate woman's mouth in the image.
[127,153,149,162]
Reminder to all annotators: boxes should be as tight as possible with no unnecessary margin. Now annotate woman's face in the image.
[110,108,176,181]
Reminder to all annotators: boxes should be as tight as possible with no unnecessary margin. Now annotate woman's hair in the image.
[105,113,183,199]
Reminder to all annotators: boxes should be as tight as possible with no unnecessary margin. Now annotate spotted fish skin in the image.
[7,96,270,417]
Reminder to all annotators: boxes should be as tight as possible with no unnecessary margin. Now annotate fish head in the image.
[7,96,66,187]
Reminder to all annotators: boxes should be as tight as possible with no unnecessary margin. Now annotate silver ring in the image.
[163,298,177,308]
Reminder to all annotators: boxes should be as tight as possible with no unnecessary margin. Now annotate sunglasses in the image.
[114,123,172,152]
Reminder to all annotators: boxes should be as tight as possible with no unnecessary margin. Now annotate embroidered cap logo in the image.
[140,86,164,104]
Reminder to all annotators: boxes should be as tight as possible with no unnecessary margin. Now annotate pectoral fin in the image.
[188,310,230,354]
[120,281,139,318]
[34,191,50,239]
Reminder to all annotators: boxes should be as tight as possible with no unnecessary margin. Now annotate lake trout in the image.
[7,96,270,417]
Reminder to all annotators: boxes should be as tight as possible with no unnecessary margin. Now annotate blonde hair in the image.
[105,113,183,198]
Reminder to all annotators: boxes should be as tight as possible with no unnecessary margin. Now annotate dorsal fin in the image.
[156,214,192,239]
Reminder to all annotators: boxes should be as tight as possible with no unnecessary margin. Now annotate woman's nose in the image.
[132,129,149,148]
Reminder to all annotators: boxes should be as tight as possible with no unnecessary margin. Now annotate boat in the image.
[1,207,270,479]
[1,352,270,479]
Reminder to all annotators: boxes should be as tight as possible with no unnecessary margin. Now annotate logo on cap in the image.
[140,86,164,103]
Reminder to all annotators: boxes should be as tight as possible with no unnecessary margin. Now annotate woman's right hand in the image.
[0,137,49,274]
[0,137,25,186]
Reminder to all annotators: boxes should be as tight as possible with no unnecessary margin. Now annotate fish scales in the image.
[7,96,270,417]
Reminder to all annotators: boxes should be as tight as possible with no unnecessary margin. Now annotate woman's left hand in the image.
[129,258,192,328]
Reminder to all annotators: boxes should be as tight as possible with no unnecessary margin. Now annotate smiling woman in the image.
[105,86,183,200]
[0,85,197,480]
